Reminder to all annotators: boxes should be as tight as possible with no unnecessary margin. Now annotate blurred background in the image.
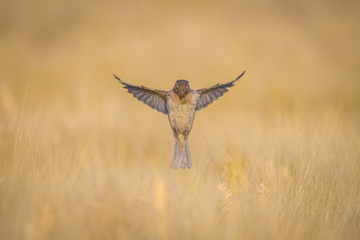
[1,0,359,112]
[1,0,360,239]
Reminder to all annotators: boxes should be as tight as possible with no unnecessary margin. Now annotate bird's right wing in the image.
[196,71,245,111]
[114,74,168,114]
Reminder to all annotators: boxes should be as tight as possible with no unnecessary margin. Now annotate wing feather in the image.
[196,71,245,111]
[114,74,168,114]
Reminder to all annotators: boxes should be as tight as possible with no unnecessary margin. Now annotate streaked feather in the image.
[196,71,245,111]
[114,74,168,114]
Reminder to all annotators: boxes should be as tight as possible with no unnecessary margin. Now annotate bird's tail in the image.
[170,136,192,169]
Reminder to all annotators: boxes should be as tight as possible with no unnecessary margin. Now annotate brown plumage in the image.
[114,71,245,169]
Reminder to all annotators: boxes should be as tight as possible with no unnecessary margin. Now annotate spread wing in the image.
[114,74,168,114]
[196,71,245,111]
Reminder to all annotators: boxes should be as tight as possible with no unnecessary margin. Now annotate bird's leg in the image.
[174,125,180,136]
[184,126,190,140]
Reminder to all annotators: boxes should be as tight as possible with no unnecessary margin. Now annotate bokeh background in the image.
[1,0,360,239]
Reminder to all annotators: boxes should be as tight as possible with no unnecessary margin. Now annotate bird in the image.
[114,71,245,169]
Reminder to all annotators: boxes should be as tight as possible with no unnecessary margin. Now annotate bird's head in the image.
[174,80,190,98]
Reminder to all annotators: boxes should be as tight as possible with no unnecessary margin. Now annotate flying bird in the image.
[114,71,245,169]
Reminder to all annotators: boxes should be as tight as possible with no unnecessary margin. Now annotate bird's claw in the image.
[174,126,179,135]
[184,127,189,140]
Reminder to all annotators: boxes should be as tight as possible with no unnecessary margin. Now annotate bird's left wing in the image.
[196,71,245,111]
[114,74,168,114]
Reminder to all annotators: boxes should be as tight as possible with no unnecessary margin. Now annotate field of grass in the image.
[1,0,360,239]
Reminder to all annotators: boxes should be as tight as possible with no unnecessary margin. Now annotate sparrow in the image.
[114,71,245,169]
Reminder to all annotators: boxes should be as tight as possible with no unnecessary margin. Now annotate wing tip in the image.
[113,74,122,82]
[228,70,246,87]
[235,70,246,81]
[114,74,130,89]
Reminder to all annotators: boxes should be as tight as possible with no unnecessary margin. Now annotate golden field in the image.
[1,0,360,239]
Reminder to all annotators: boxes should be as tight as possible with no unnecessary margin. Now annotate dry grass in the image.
[1,0,360,239]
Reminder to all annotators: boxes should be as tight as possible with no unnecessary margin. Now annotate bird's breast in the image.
[166,91,199,133]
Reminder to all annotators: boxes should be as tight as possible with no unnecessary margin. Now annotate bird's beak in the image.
[180,90,184,97]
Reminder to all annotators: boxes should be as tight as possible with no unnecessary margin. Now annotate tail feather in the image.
[170,137,192,169]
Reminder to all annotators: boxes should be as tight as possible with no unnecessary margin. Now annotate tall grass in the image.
[1,0,360,239]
